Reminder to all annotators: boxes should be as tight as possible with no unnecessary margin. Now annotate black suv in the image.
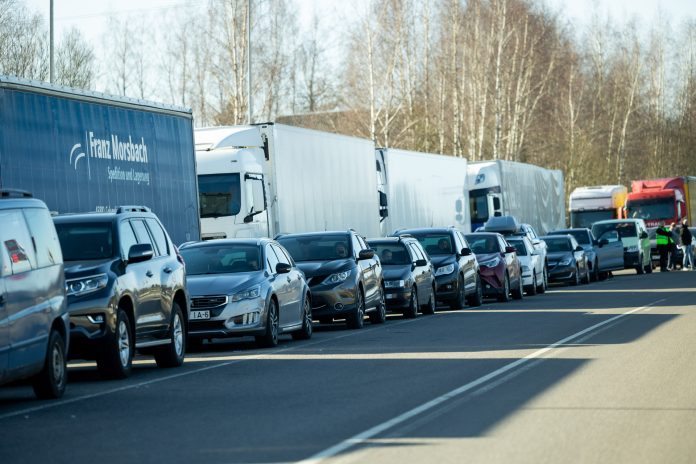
[53,206,189,379]
[393,227,482,309]
[277,230,385,329]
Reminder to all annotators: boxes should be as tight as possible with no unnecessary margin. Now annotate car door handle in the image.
[163,266,173,274]
[146,270,154,278]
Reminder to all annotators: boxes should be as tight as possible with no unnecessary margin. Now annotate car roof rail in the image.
[116,205,151,213]
[397,233,415,240]
[0,188,33,198]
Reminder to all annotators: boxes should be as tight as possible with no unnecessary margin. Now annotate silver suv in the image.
[0,190,69,398]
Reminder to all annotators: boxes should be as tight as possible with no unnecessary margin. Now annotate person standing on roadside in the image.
[656,221,671,272]
[681,219,694,270]
[668,222,680,270]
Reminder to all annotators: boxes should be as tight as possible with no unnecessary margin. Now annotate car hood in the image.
[547,252,574,263]
[474,252,500,265]
[187,272,264,296]
[429,255,455,267]
[381,265,411,281]
[64,260,112,278]
[296,259,354,278]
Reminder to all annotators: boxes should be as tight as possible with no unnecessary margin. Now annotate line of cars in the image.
[0,189,656,400]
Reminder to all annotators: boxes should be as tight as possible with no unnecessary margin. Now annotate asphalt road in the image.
[1,269,695,464]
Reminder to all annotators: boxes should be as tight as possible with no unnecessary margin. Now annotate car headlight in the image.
[231,285,261,302]
[435,264,455,276]
[323,271,350,285]
[626,246,639,253]
[384,280,405,288]
[559,258,573,266]
[479,256,501,267]
[66,274,108,297]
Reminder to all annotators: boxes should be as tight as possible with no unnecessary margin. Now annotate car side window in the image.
[119,221,139,258]
[0,210,37,275]
[413,241,430,261]
[410,243,426,262]
[145,219,169,256]
[275,245,295,266]
[351,234,363,257]
[24,208,63,268]
[131,219,155,250]
[271,244,291,265]
[266,244,280,273]
[498,236,507,252]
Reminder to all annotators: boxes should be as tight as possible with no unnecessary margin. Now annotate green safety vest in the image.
[656,228,669,246]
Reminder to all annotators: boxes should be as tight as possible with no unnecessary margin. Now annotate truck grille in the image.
[191,295,228,310]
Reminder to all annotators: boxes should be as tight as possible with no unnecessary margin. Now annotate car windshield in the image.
[545,238,572,252]
[370,243,411,265]
[550,230,590,245]
[465,235,500,254]
[408,233,454,256]
[55,223,114,261]
[507,240,528,256]
[181,244,261,275]
[593,222,637,239]
[278,235,351,262]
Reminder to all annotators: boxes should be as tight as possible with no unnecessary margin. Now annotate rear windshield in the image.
[278,235,351,262]
[592,222,637,240]
[55,223,114,261]
[550,230,590,245]
[545,237,572,252]
[408,233,454,256]
[370,243,411,265]
[181,244,261,275]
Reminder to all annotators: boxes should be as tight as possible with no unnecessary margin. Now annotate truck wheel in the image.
[256,299,279,347]
[369,287,386,324]
[467,275,483,307]
[154,302,186,368]
[347,290,365,329]
[97,307,133,379]
[404,287,418,319]
[292,296,313,340]
[32,329,67,399]
[498,273,511,302]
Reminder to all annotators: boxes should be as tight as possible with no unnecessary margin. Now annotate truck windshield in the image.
[570,210,614,229]
[469,189,489,223]
[278,235,352,262]
[626,198,675,221]
[198,174,241,218]
[55,223,114,261]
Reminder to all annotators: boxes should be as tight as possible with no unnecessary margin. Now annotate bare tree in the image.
[55,27,95,89]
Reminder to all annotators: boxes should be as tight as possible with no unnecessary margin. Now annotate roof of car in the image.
[541,235,572,241]
[549,228,590,234]
[465,232,501,237]
[0,197,48,210]
[52,212,123,223]
[276,230,352,239]
[396,227,456,234]
[368,237,413,244]
[180,238,267,248]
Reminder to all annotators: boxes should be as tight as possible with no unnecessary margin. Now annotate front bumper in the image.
[623,251,641,268]
[307,283,359,320]
[479,264,505,296]
[66,292,117,360]
[548,263,576,282]
[434,272,459,301]
[188,296,267,339]
[384,286,413,310]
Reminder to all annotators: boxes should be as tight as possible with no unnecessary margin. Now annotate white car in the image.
[506,236,544,295]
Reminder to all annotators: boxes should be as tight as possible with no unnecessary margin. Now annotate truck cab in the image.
[195,127,269,240]
[467,163,504,232]
[569,185,627,228]
[625,177,695,227]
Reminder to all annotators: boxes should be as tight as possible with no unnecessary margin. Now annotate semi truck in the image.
[625,177,696,227]
[195,123,381,239]
[569,185,627,228]
[375,148,470,235]
[467,160,565,235]
[0,76,199,244]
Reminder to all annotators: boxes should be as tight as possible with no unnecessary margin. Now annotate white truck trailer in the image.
[195,123,381,239]
[467,160,565,235]
[375,148,470,235]
[569,185,627,228]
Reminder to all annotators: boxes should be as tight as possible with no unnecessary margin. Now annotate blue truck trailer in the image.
[0,76,199,244]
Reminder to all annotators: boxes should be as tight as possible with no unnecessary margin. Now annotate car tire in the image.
[369,287,386,324]
[31,329,67,399]
[498,273,511,302]
[511,273,524,300]
[537,267,547,294]
[404,287,418,319]
[591,260,599,282]
[256,298,280,347]
[154,302,186,368]
[347,289,365,329]
[449,275,466,310]
[526,274,538,296]
[97,307,133,379]
[421,286,436,315]
[645,260,653,274]
[467,275,483,307]
[571,267,580,286]
[636,254,645,274]
[292,295,313,340]
[582,266,591,285]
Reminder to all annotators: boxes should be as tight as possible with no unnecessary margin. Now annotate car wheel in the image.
[527,274,538,296]
[582,266,591,285]
[467,274,483,307]
[404,287,418,319]
[292,295,313,340]
[537,267,547,294]
[369,286,386,324]
[32,329,67,399]
[256,299,279,347]
[571,267,580,286]
[498,273,511,302]
[636,254,645,274]
[347,289,365,329]
[155,302,186,368]
[591,260,599,282]
[645,260,653,274]
[449,275,466,309]
[97,307,133,379]
[512,273,524,300]
[422,286,436,315]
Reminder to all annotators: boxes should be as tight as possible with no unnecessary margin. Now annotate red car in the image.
[465,232,523,302]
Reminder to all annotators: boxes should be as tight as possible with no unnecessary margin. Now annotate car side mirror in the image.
[640,231,648,239]
[128,243,154,264]
[505,246,516,254]
[575,245,584,252]
[414,259,427,267]
[276,262,291,274]
[358,249,375,260]
[460,247,472,256]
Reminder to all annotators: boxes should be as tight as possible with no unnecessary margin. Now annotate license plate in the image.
[190,310,210,320]
[386,293,397,299]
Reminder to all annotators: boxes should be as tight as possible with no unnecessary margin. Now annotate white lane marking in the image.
[0,316,422,421]
[296,298,666,464]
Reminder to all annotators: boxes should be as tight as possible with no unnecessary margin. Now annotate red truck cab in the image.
[625,177,695,227]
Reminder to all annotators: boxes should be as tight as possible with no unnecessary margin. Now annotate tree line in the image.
[3,0,696,196]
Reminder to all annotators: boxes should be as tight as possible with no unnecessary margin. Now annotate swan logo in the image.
[69,143,86,170]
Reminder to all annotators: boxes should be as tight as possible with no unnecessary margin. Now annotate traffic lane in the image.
[309,272,692,464]
[0,272,681,463]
